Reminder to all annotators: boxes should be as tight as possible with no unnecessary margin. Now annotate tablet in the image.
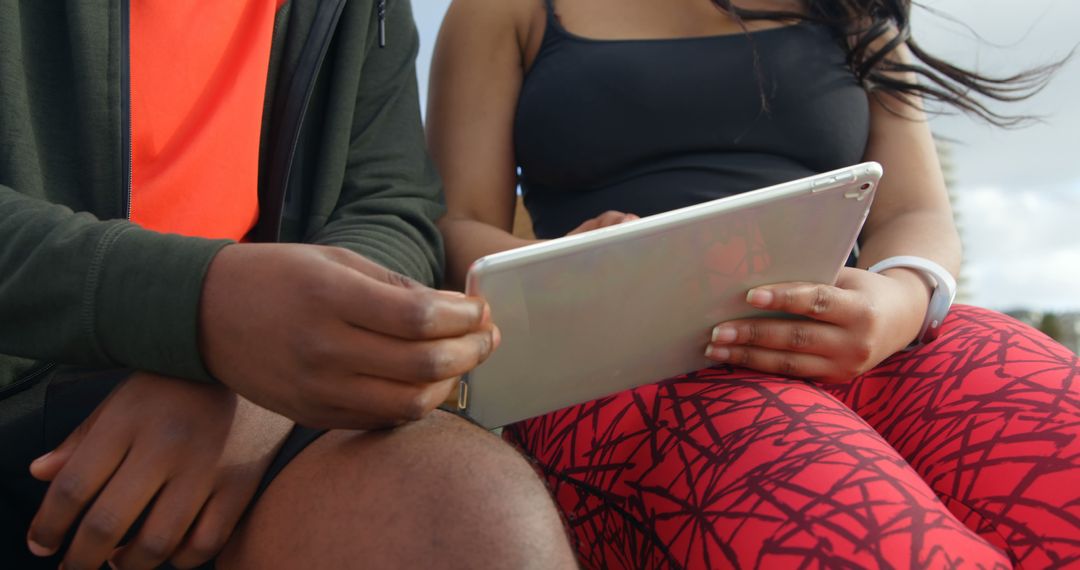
[459,162,882,428]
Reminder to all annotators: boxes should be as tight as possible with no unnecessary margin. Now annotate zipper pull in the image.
[377,0,387,48]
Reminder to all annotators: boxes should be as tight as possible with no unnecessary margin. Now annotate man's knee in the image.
[221,411,575,569]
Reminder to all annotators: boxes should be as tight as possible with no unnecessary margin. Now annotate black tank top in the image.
[514,1,871,238]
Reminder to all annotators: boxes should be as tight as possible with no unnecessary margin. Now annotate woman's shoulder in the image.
[443,0,542,37]
[441,0,546,62]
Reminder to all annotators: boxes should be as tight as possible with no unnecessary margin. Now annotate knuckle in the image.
[158,416,193,445]
[777,357,799,377]
[811,287,832,314]
[744,323,760,344]
[54,472,90,506]
[475,330,495,359]
[385,270,420,289]
[403,297,439,337]
[295,333,335,367]
[183,537,225,566]
[734,348,752,367]
[304,269,338,305]
[782,288,798,309]
[416,346,456,380]
[83,508,124,541]
[401,391,435,422]
[789,326,811,349]
[185,517,228,563]
[862,299,882,324]
[134,532,177,562]
[853,339,874,362]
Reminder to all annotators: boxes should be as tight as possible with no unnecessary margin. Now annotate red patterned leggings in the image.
[504,306,1080,569]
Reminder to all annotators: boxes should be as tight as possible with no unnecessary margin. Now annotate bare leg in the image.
[219,411,576,569]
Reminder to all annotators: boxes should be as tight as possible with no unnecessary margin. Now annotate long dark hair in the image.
[712,0,1066,126]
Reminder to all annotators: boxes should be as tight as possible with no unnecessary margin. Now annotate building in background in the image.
[936,139,972,304]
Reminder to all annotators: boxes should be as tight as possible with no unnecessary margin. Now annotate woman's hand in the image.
[566,211,640,236]
[704,267,931,384]
[26,372,293,570]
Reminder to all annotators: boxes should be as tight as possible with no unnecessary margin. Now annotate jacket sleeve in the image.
[306,0,446,287]
[0,186,230,381]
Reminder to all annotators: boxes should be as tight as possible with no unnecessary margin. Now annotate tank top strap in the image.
[542,0,557,19]
[539,0,571,41]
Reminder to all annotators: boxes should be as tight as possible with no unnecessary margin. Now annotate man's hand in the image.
[200,244,499,429]
[26,372,292,570]
[704,267,929,383]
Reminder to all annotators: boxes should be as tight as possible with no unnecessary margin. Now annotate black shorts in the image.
[0,367,326,569]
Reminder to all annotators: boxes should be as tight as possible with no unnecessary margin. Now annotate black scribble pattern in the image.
[506,306,1079,569]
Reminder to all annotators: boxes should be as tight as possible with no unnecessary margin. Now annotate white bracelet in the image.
[867,256,957,348]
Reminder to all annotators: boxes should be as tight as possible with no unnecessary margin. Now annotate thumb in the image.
[835,266,871,290]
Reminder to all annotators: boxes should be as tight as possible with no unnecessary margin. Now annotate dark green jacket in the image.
[0,0,445,393]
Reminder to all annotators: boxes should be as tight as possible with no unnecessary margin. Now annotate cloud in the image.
[917,0,1080,189]
[957,183,1080,311]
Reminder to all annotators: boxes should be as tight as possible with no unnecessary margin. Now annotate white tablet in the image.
[459,162,882,428]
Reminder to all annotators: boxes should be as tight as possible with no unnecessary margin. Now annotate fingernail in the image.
[480,303,491,325]
[747,289,774,308]
[705,346,730,361]
[30,451,52,465]
[491,326,502,350]
[711,326,737,343]
[437,290,467,298]
[27,538,54,557]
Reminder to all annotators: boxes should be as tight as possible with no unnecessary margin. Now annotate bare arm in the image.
[426,0,538,291]
[703,44,964,381]
[855,44,963,336]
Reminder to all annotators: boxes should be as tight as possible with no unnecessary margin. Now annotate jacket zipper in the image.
[377,0,386,47]
[120,0,133,219]
[259,0,348,242]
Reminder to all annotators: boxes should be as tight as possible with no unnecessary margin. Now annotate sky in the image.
[411,0,1080,312]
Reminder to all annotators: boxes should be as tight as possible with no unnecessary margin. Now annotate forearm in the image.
[858,209,961,274]
[0,186,228,380]
[440,216,539,291]
[857,208,961,319]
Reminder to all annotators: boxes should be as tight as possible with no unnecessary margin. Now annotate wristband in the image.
[867,256,957,348]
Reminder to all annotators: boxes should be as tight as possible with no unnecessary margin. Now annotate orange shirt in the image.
[129,0,286,240]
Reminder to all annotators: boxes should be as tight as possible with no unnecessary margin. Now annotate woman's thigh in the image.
[505,368,1009,569]
[827,304,1080,568]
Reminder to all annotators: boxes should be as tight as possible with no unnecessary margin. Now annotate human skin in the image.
[26,373,292,569]
[22,242,521,569]
[199,243,500,429]
[427,0,961,383]
[26,372,576,570]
